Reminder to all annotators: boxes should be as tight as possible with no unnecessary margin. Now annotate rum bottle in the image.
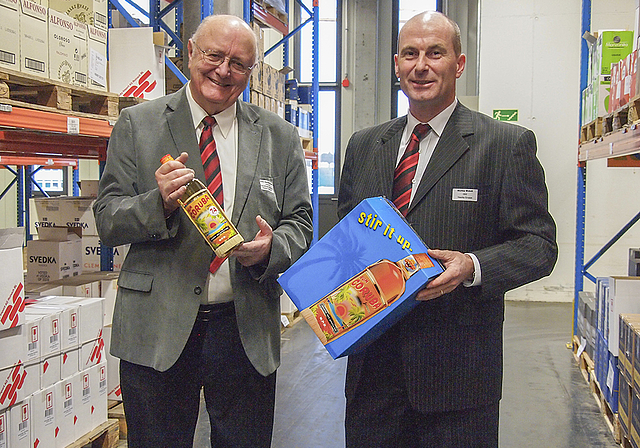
[161,154,244,258]
[301,253,435,344]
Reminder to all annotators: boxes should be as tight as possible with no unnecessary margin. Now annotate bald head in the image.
[192,15,258,65]
[399,11,462,57]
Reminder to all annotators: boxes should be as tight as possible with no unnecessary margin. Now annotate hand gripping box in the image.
[278,197,444,359]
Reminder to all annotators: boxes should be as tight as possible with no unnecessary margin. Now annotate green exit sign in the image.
[493,109,518,121]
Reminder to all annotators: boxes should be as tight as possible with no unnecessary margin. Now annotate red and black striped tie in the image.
[392,123,430,216]
[199,116,225,273]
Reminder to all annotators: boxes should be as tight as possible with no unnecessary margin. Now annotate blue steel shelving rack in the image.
[574,0,640,332]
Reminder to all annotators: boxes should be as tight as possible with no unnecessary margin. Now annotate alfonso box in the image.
[278,197,444,359]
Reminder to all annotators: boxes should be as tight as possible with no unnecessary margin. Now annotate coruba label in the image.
[309,270,384,339]
[183,193,236,248]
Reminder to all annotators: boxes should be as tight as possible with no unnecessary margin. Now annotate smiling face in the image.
[188,15,257,115]
[395,12,466,123]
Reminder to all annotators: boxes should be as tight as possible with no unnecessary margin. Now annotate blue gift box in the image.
[278,197,444,359]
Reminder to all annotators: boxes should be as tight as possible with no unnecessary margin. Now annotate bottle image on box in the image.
[160,154,244,258]
[301,253,434,344]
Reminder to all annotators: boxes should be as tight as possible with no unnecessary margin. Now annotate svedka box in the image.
[278,197,444,359]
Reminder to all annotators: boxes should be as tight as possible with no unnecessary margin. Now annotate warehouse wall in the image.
[479,0,640,301]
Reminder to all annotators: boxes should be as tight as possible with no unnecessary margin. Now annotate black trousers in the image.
[120,302,277,448]
[345,331,499,448]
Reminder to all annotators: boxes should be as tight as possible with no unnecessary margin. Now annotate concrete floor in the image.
[192,301,619,448]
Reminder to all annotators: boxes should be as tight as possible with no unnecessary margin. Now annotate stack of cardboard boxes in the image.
[0,227,110,447]
[248,23,287,119]
[0,0,108,91]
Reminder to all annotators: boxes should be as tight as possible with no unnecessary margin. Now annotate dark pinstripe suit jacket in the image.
[337,102,557,412]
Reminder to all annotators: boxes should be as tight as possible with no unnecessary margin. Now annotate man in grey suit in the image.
[93,15,312,448]
[338,11,557,447]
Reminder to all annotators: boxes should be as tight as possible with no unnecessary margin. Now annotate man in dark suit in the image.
[93,15,312,448]
[338,11,557,447]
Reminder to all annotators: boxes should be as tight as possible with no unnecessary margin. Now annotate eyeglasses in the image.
[192,41,255,75]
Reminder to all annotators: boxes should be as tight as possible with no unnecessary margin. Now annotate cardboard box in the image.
[621,379,633,439]
[24,308,61,358]
[23,314,42,363]
[82,236,127,272]
[40,354,60,389]
[37,296,102,344]
[633,389,640,448]
[26,227,82,283]
[54,375,77,447]
[79,332,104,370]
[30,385,56,448]
[87,24,107,90]
[48,0,107,30]
[61,347,78,379]
[108,27,166,99]
[19,0,48,76]
[0,228,25,331]
[77,362,107,435]
[594,30,634,77]
[0,326,25,371]
[72,18,88,87]
[165,56,185,95]
[26,302,79,350]
[0,363,28,411]
[48,9,76,84]
[0,409,6,448]
[0,0,21,71]
[278,197,444,359]
[102,325,121,401]
[8,399,30,448]
[32,196,97,236]
[609,277,640,356]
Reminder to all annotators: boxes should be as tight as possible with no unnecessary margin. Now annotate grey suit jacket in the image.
[338,102,557,412]
[93,85,312,376]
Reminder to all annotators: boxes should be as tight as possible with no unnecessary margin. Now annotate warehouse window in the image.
[297,0,341,196]
[393,0,439,118]
[31,167,68,197]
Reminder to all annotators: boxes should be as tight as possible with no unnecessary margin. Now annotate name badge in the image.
[260,178,275,194]
[452,188,478,202]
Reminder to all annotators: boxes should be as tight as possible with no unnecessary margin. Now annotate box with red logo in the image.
[24,308,61,358]
[31,384,56,448]
[8,398,30,448]
[102,325,121,401]
[108,27,166,100]
[26,302,79,350]
[54,375,77,447]
[0,409,6,448]
[0,363,27,411]
[40,354,61,389]
[278,197,444,359]
[77,362,107,435]
[35,296,103,344]
[0,228,25,331]
[61,347,79,379]
[80,332,104,370]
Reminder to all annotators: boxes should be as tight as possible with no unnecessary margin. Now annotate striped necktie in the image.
[392,123,430,216]
[199,116,225,274]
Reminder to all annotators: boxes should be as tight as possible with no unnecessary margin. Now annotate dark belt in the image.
[197,302,235,321]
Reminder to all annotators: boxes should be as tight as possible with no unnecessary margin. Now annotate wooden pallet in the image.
[108,401,128,440]
[0,67,119,119]
[572,336,623,444]
[581,117,603,142]
[255,0,288,26]
[65,419,120,448]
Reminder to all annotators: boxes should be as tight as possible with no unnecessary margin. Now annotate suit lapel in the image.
[409,103,473,214]
[377,117,407,197]
[233,101,262,224]
[165,87,203,177]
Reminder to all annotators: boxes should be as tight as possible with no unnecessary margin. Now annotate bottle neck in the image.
[398,253,434,279]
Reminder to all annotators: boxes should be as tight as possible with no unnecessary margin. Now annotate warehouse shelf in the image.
[579,123,640,162]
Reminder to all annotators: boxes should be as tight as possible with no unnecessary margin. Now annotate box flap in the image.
[0,227,24,249]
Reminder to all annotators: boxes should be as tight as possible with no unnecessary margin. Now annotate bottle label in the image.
[309,268,386,342]
[182,193,238,248]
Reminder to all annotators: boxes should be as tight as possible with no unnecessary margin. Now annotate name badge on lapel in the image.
[452,188,478,202]
[260,178,275,194]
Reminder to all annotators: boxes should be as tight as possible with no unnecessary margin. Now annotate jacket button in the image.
[194,286,202,295]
